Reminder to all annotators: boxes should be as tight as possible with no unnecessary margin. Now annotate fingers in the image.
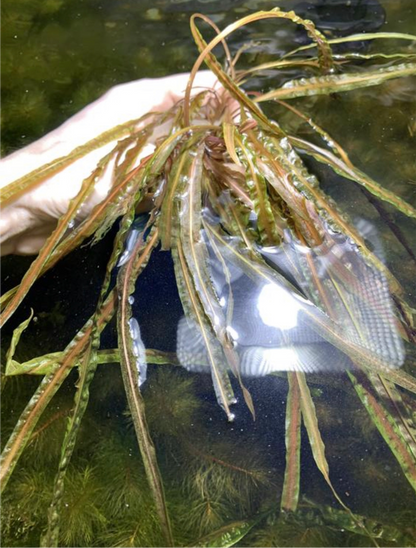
[0,72,223,256]
[0,71,220,189]
[0,223,57,256]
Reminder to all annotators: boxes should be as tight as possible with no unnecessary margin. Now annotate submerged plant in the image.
[1,6,416,547]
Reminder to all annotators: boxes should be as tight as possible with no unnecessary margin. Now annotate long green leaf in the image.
[5,348,180,377]
[0,148,117,328]
[296,372,329,479]
[290,136,416,219]
[42,184,145,546]
[235,132,280,245]
[305,497,414,544]
[0,114,154,206]
[281,372,302,512]
[4,309,34,371]
[256,63,416,102]
[348,369,416,493]
[282,31,416,60]
[175,144,239,419]
[203,220,255,418]
[371,374,416,459]
[192,516,263,547]
[261,133,405,298]
[116,227,173,546]
[296,372,377,545]
[174,241,236,421]
[0,291,117,492]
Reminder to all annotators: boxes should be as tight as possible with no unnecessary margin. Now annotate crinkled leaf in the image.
[281,372,302,512]
[256,63,416,102]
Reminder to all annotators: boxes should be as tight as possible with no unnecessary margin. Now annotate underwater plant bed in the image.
[1,6,416,547]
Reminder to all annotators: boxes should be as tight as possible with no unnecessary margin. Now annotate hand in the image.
[0,72,222,255]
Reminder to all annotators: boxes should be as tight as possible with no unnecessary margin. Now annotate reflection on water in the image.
[293,0,386,43]
[175,211,404,381]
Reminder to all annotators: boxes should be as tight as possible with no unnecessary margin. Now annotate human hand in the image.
[0,71,222,255]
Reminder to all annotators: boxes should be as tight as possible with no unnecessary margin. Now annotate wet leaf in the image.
[281,372,302,512]
[256,63,416,102]
[4,309,34,372]
[116,226,173,546]
[1,291,117,492]
[290,136,416,219]
[348,369,416,493]
[283,31,416,61]
[192,517,259,547]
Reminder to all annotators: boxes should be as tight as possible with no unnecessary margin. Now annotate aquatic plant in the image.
[1,365,274,547]
[247,498,416,547]
[1,6,416,547]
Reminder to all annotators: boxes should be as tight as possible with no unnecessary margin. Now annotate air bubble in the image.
[117,250,130,267]
[132,342,139,357]
[129,317,141,340]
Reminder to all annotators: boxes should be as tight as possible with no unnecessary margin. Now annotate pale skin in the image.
[0,71,224,256]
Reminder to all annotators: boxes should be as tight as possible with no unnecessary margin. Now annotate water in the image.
[1,0,416,546]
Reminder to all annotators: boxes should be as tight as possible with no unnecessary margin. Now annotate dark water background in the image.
[1,0,416,546]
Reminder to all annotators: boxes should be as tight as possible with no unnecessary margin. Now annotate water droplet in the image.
[129,317,141,340]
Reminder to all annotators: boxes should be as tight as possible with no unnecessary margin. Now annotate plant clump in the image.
[1,6,416,548]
